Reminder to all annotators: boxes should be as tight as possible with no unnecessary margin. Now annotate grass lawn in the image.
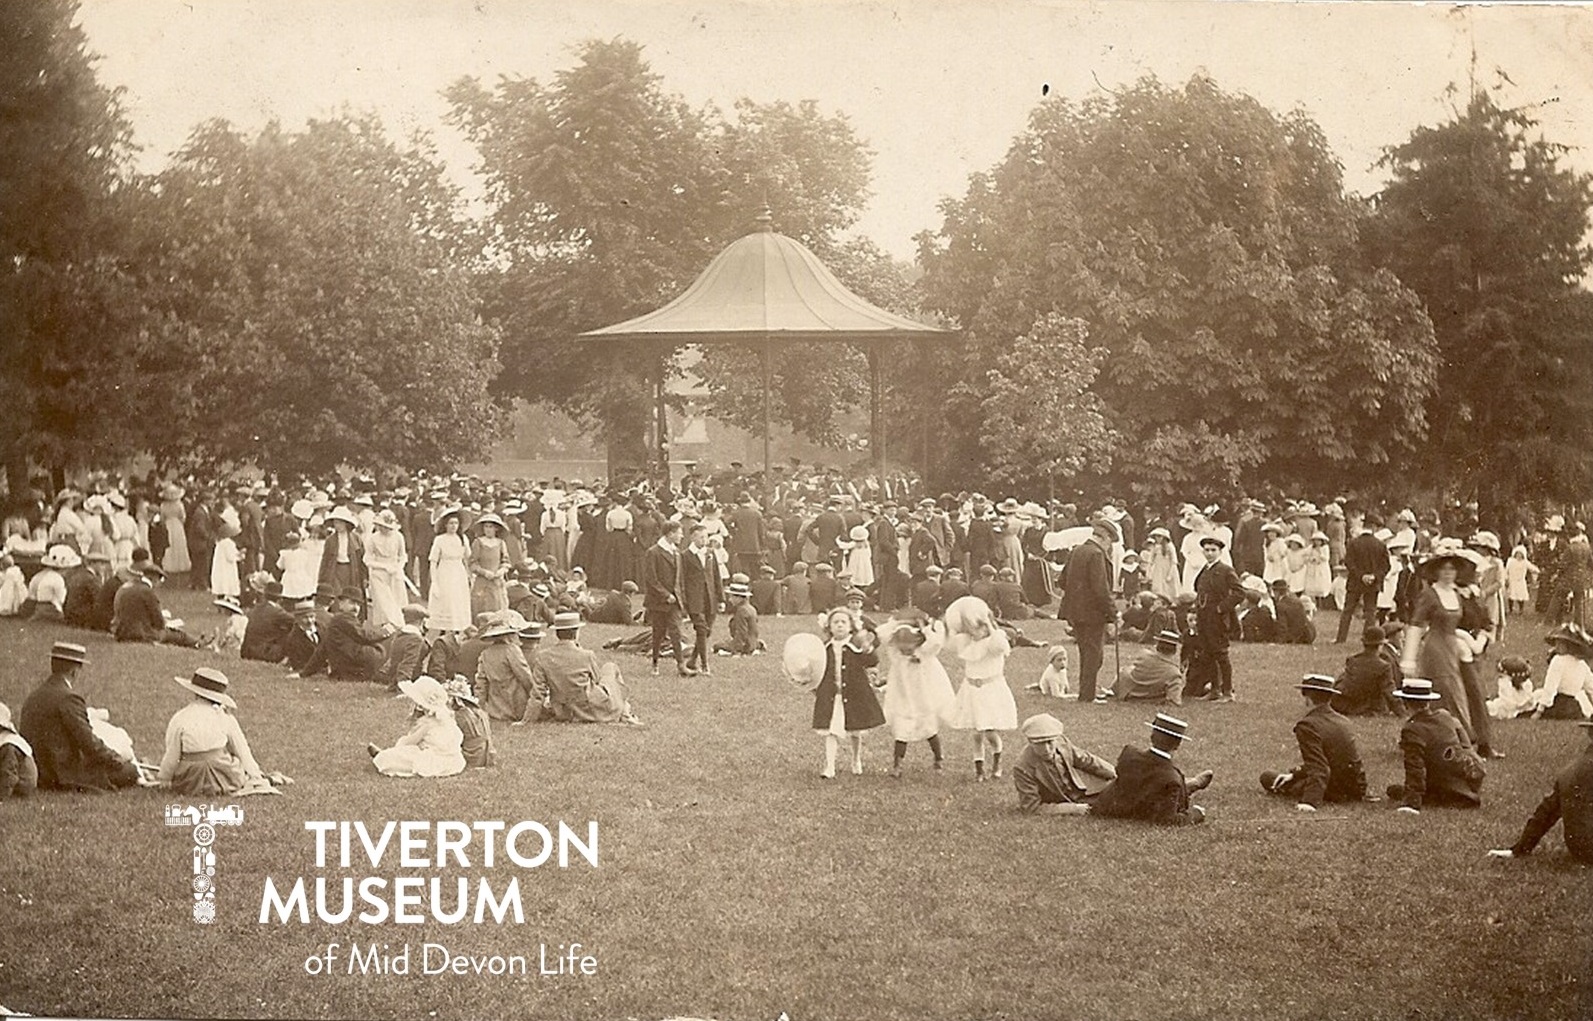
[1,586,1589,1021]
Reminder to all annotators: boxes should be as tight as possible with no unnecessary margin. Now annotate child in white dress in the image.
[1504,546,1539,615]
[945,597,1018,780]
[877,611,954,777]
[1487,656,1536,720]
[277,531,319,600]
[210,522,243,600]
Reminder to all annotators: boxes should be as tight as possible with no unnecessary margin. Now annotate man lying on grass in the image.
[1012,713,1115,815]
[1089,713,1213,825]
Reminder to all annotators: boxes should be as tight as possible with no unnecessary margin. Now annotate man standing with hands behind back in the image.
[1336,513,1391,644]
[1063,517,1118,705]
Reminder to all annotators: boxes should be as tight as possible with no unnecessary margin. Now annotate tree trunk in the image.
[605,415,649,490]
[6,451,30,500]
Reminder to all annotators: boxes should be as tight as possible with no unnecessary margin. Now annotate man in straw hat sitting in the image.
[530,611,642,725]
[1114,629,1186,706]
[18,642,142,792]
[1385,679,1484,814]
[1489,718,1593,864]
[1089,713,1214,825]
[1260,675,1372,811]
[1012,713,1117,815]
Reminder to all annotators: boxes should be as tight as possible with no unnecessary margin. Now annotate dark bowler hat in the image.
[337,586,365,603]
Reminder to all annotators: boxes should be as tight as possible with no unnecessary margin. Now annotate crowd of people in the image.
[0,463,1589,866]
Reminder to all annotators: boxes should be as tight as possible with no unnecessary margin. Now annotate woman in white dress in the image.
[159,484,191,576]
[276,531,320,600]
[1178,517,1210,597]
[427,508,471,633]
[109,492,137,573]
[364,510,409,629]
[368,676,466,778]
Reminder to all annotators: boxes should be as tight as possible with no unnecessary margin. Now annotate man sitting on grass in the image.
[1114,629,1185,706]
[18,641,141,792]
[1385,679,1484,814]
[1331,626,1400,716]
[1260,675,1373,811]
[111,562,199,647]
[1090,713,1213,826]
[1270,579,1316,644]
[1012,713,1116,815]
[1489,720,1593,864]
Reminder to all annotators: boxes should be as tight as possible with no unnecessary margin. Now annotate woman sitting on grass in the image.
[368,676,466,778]
[1530,624,1593,720]
[157,668,281,796]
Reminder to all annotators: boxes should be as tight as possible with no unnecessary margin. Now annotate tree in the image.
[130,115,502,478]
[0,0,141,494]
[449,44,889,475]
[447,39,727,479]
[1366,90,1593,521]
[978,313,1113,491]
[916,75,1439,501]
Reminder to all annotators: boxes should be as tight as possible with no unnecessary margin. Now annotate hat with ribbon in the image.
[175,667,237,709]
[1145,713,1193,742]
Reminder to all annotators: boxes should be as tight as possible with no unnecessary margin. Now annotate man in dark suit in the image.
[261,494,293,582]
[1386,679,1484,813]
[1336,516,1392,643]
[62,554,109,629]
[938,567,971,608]
[866,505,902,611]
[112,563,199,646]
[1062,519,1117,704]
[965,497,998,573]
[642,521,695,677]
[907,512,944,587]
[1332,626,1400,715]
[1260,675,1371,809]
[1270,579,1317,644]
[241,581,296,663]
[1090,713,1213,825]
[802,498,848,571]
[1193,535,1246,702]
[17,641,140,791]
[187,491,217,591]
[282,599,324,675]
[1232,499,1266,577]
[727,492,766,579]
[313,588,391,682]
[1491,720,1593,864]
[680,522,723,675]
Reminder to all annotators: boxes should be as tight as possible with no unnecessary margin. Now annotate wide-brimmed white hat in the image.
[175,667,237,709]
[397,676,452,715]
[372,509,402,530]
[325,507,359,528]
[42,544,82,569]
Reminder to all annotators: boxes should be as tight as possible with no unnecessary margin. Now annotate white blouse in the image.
[157,701,264,781]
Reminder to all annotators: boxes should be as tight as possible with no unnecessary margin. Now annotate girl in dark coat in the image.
[811,607,882,779]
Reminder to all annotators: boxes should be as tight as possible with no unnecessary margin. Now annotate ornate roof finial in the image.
[754,202,773,232]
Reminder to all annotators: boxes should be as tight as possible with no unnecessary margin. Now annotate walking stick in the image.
[1112,610,1121,685]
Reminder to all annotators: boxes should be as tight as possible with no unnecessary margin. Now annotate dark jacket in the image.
[966,518,998,569]
[1511,745,1593,863]
[1332,650,1399,716]
[1343,531,1391,585]
[810,641,883,731]
[1193,561,1244,648]
[1273,593,1316,644]
[727,505,765,555]
[1290,704,1368,807]
[112,581,167,642]
[241,601,296,663]
[17,674,137,791]
[94,571,131,633]
[1061,538,1114,625]
[1233,515,1266,577]
[62,568,103,629]
[381,630,431,690]
[679,544,722,617]
[319,614,387,682]
[641,542,682,612]
[1397,707,1484,810]
[1090,745,1204,825]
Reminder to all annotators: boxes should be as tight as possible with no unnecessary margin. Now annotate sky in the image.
[76,0,1593,260]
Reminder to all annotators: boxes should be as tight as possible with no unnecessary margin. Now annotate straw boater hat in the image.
[1393,678,1441,701]
[552,610,584,632]
[1296,674,1339,696]
[518,620,545,641]
[1145,713,1193,742]
[397,676,452,715]
[727,582,752,599]
[51,640,89,665]
[213,596,244,616]
[175,667,237,709]
[1153,629,1182,647]
[1019,713,1066,742]
[41,544,82,569]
